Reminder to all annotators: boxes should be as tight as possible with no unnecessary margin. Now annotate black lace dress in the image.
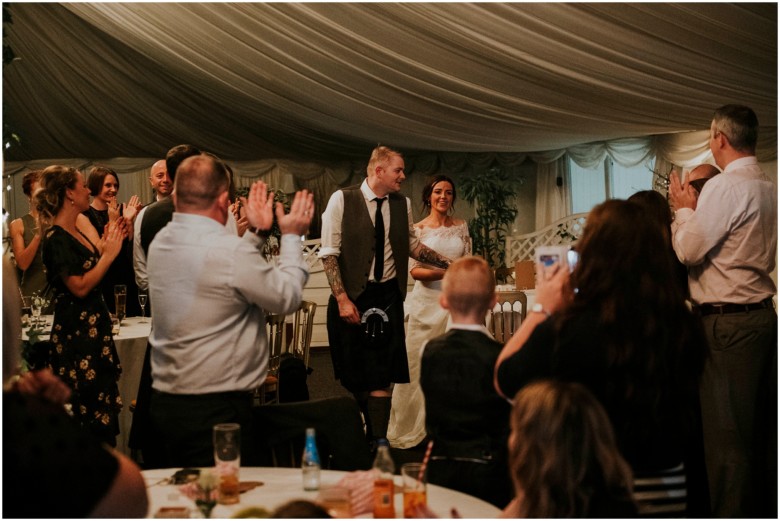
[42,225,123,446]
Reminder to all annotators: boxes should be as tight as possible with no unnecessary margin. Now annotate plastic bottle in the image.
[302,427,321,491]
[372,438,396,518]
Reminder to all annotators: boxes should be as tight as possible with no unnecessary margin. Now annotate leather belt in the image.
[695,298,774,316]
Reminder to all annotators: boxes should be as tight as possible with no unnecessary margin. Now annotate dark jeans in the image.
[699,307,777,517]
[150,389,257,468]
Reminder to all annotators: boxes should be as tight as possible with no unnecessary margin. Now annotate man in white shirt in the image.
[147,153,314,467]
[319,145,451,446]
[669,104,777,517]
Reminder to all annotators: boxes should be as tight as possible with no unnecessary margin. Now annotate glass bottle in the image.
[372,438,396,518]
[302,427,321,491]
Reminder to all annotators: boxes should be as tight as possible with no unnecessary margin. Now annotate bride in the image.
[387,175,471,449]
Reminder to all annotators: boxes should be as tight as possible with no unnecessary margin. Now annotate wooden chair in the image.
[290,300,317,368]
[251,397,372,471]
[257,313,287,405]
[488,290,528,344]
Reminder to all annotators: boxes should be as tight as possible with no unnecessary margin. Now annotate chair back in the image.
[266,313,287,377]
[251,397,372,471]
[488,290,528,343]
[290,300,317,367]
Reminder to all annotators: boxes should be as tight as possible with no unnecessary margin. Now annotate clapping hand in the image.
[668,169,697,212]
[101,219,124,261]
[123,195,142,222]
[107,197,121,222]
[241,181,275,232]
[277,189,314,236]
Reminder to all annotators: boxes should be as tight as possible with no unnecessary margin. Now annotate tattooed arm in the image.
[322,255,361,325]
[411,243,452,270]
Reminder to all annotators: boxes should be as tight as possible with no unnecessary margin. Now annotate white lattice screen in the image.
[504,213,588,264]
[300,214,587,271]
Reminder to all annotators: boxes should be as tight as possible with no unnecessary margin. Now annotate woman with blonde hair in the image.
[503,380,636,518]
[35,165,125,446]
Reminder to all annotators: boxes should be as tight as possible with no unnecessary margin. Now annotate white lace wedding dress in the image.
[387,222,471,449]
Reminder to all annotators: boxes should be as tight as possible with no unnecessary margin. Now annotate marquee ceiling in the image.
[2,3,776,162]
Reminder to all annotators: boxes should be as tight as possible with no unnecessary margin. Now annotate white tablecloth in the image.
[142,467,500,519]
[22,315,151,455]
[114,316,153,456]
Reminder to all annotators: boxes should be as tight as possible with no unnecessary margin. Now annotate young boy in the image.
[419,256,512,508]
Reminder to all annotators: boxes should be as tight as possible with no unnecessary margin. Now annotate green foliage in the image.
[460,167,519,269]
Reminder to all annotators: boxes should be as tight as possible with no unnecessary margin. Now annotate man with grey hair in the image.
[147,153,314,467]
[669,105,777,517]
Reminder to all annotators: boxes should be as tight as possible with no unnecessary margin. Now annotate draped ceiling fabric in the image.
[2,2,776,165]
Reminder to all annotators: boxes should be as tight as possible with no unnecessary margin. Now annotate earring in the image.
[69,199,75,206]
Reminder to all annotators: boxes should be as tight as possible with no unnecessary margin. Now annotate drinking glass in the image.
[30,296,42,328]
[214,423,241,505]
[401,463,427,518]
[21,295,32,327]
[137,288,148,323]
[114,285,127,323]
[317,486,352,518]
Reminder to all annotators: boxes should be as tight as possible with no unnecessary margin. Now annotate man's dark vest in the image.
[339,185,409,300]
[140,197,175,255]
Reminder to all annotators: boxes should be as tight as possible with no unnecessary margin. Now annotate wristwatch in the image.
[531,303,551,318]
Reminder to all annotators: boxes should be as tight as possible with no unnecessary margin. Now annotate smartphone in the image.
[535,245,577,276]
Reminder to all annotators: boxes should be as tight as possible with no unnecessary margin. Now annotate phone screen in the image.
[539,254,559,267]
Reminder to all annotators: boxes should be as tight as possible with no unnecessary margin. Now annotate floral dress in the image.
[42,225,123,446]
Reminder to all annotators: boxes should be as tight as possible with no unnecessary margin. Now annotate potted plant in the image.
[460,166,520,269]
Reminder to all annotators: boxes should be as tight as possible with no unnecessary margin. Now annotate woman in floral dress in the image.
[36,165,125,446]
[387,175,471,449]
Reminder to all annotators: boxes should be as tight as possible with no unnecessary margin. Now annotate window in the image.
[569,157,654,214]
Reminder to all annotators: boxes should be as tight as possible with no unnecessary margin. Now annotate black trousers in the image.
[150,389,257,468]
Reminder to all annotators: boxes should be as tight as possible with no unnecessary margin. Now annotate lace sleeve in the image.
[409,226,423,271]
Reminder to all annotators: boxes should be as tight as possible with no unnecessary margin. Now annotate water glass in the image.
[114,285,127,322]
[401,463,427,518]
[214,423,241,505]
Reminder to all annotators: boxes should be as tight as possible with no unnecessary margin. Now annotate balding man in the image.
[147,153,314,467]
[685,163,720,208]
[148,160,171,203]
[669,105,777,517]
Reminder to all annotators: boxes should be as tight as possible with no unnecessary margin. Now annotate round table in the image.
[143,467,500,518]
[22,315,152,456]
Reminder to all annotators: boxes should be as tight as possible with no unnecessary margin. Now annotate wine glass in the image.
[137,289,148,323]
